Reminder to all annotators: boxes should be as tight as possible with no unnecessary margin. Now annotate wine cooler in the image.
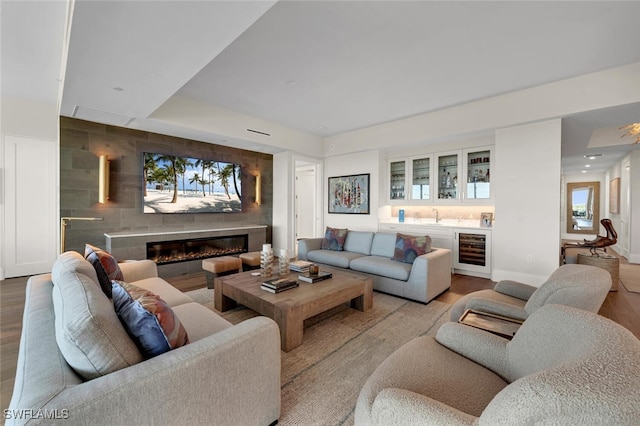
[454,230,492,277]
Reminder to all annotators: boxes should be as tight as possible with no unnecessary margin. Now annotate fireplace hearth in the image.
[147,234,248,265]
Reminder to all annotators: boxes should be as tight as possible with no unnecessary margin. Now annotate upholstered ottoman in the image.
[202,257,242,289]
[240,251,261,271]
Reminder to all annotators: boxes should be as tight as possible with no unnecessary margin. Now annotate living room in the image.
[2,1,640,424]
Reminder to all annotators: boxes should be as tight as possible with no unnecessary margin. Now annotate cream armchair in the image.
[355,304,640,425]
[449,264,611,322]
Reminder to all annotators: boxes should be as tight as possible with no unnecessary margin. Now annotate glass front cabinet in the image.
[436,151,460,201]
[388,159,408,202]
[463,146,493,201]
[388,146,493,204]
[410,155,432,201]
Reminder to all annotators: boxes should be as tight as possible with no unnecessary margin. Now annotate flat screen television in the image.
[143,152,242,214]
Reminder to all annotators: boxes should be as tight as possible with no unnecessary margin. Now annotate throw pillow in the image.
[321,227,348,251]
[84,244,123,298]
[392,233,432,264]
[112,281,189,359]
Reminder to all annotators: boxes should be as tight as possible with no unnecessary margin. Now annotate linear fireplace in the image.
[147,234,248,265]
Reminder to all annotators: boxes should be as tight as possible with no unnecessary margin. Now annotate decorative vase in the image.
[260,244,273,277]
[278,248,290,276]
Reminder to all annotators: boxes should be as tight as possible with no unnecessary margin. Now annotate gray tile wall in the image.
[60,117,273,267]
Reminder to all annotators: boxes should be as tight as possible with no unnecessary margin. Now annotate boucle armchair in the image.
[355,304,640,425]
[449,263,611,322]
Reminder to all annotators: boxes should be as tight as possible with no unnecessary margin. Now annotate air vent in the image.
[246,128,271,137]
[72,105,134,127]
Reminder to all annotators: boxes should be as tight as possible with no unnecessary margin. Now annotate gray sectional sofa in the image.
[298,231,452,303]
[8,251,281,426]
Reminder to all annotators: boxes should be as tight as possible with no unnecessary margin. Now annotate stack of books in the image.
[298,271,332,283]
[289,260,313,273]
[261,278,299,294]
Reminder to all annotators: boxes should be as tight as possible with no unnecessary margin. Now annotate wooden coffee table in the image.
[214,266,373,351]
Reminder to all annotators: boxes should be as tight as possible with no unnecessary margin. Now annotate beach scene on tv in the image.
[144,153,242,214]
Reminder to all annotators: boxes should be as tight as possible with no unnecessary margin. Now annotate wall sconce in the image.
[255,174,262,205]
[60,217,103,253]
[99,155,110,203]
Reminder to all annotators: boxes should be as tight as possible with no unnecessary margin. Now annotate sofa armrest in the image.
[464,298,529,321]
[436,322,510,380]
[118,259,158,282]
[31,317,281,426]
[493,279,537,301]
[297,238,323,260]
[405,248,452,303]
[371,388,476,426]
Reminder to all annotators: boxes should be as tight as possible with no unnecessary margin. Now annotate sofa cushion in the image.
[370,232,397,258]
[84,244,123,298]
[129,277,193,307]
[393,233,432,264]
[307,250,365,268]
[321,227,348,251]
[172,302,233,342]
[52,251,143,380]
[112,281,189,359]
[350,255,412,281]
[343,231,375,255]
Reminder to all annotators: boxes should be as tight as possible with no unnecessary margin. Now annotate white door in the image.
[2,135,58,278]
[620,160,631,258]
[295,167,317,241]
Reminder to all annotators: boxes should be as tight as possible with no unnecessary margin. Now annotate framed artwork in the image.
[328,173,370,214]
[610,177,620,214]
[480,212,493,228]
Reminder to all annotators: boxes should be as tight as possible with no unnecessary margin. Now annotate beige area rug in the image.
[186,288,451,426]
[620,263,640,294]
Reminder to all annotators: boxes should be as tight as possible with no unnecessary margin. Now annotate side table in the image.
[577,253,619,291]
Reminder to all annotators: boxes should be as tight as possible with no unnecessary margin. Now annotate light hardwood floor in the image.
[1,262,639,414]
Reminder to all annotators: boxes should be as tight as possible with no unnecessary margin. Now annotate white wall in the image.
[493,119,562,286]
[323,150,380,232]
[272,151,294,254]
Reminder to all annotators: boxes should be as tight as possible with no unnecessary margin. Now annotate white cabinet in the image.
[379,223,493,277]
[462,146,493,202]
[452,228,492,278]
[435,150,460,201]
[388,158,408,203]
[388,146,494,205]
[409,155,433,202]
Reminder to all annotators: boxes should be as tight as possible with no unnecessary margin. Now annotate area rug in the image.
[620,263,640,294]
[186,288,451,426]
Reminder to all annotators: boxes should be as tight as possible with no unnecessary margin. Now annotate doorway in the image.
[620,160,631,258]
[294,159,322,256]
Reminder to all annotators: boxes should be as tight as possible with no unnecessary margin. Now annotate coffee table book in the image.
[263,277,297,288]
[298,271,333,283]
[289,260,313,272]
[261,282,299,293]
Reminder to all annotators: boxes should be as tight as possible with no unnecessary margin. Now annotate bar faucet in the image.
[433,208,439,223]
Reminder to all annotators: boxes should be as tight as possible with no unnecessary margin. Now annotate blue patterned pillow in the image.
[392,233,432,264]
[85,244,123,298]
[112,281,189,359]
[321,227,348,251]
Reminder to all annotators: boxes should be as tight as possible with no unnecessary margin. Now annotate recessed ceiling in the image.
[5,1,639,174]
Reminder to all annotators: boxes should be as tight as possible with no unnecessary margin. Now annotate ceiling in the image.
[4,1,640,174]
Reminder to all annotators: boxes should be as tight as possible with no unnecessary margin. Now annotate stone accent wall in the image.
[60,117,273,263]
